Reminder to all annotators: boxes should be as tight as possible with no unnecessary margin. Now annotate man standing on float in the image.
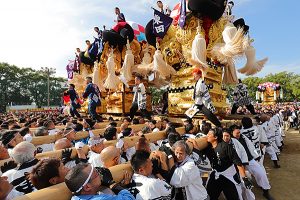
[129,75,151,120]
[190,68,221,127]
[231,79,256,115]
[82,77,102,122]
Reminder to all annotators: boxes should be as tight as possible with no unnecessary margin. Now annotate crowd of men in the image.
[0,99,297,199]
[1,1,299,199]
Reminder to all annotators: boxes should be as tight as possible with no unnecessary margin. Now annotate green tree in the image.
[0,62,67,112]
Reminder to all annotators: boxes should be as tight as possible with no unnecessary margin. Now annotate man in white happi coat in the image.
[129,75,151,120]
[230,126,274,200]
[128,150,172,200]
[260,115,281,168]
[188,68,221,127]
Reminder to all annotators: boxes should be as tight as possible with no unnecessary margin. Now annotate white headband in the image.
[75,165,94,193]
[88,138,105,147]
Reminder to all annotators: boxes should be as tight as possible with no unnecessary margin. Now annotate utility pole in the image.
[41,67,56,107]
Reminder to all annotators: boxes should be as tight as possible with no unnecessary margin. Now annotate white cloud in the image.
[0,0,177,78]
[0,0,296,79]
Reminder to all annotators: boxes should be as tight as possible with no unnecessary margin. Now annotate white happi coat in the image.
[271,115,283,147]
[230,138,249,164]
[241,126,265,157]
[132,83,147,110]
[261,121,280,153]
[130,173,172,200]
[3,159,38,195]
[170,157,208,200]
[193,79,215,112]
[88,151,103,168]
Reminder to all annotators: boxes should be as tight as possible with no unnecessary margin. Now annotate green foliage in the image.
[149,86,166,105]
[241,71,300,102]
[0,62,67,112]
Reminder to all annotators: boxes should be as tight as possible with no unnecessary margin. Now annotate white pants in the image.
[246,159,271,190]
[271,140,280,153]
[280,126,285,137]
[241,182,256,200]
[275,134,283,148]
[265,145,278,161]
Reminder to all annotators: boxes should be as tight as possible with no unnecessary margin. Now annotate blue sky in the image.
[0,0,299,78]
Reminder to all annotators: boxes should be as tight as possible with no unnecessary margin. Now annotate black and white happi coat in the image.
[193,78,215,113]
[3,159,38,195]
[240,125,268,157]
[132,83,147,110]
[128,173,172,200]
[233,83,252,106]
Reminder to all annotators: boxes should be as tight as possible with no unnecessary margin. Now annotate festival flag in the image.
[178,0,186,28]
[127,21,146,42]
[152,8,173,39]
[66,60,77,79]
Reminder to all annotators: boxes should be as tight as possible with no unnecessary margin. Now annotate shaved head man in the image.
[54,138,72,150]
[100,146,120,168]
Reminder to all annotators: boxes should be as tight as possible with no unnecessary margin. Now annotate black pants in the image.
[192,104,221,127]
[70,105,81,118]
[130,102,151,120]
[231,103,256,115]
[207,172,240,200]
[161,101,168,114]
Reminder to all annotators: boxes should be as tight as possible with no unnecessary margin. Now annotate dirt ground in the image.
[252,129,300,200]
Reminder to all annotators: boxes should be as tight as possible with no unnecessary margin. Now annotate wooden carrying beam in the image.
[29,121,123,132]
[15,136,207,200]
[35,127,186,160]
[0,127,186,167]
[14,163,133,200]
[31,124,145,146]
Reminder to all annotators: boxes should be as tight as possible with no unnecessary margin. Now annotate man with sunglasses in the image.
[65,163,135,200]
